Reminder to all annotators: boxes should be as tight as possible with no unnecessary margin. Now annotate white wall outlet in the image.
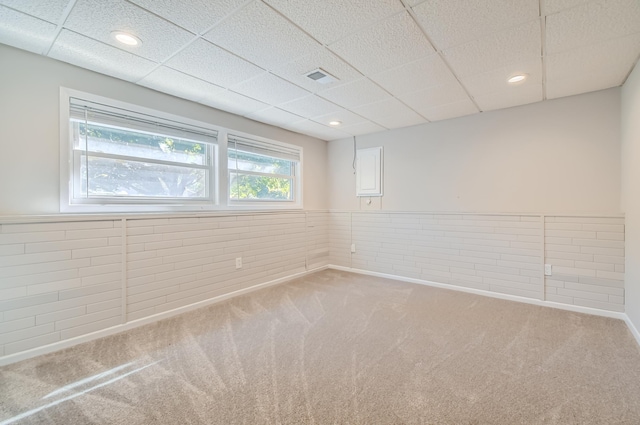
[544,264,552,276]
[350,244,356,253]
[235,257,242,269]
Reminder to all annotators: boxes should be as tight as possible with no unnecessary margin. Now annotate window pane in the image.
[78,155,207,198]
[73,121,207,166]
[229,173,292,201]
[228,150,292,175]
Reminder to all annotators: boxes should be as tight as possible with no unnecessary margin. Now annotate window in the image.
[228,135,301,204]
[61,90,218,211]
[60,88,303,212]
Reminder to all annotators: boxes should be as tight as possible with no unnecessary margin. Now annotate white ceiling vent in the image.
[304,68,338,84]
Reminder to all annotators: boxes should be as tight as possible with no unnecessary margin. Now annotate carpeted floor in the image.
[1,269,640,424]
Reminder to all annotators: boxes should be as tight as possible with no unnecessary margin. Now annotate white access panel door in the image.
[356,147,383,196]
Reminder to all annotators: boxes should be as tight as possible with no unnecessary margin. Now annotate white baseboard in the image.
[0,266,327,367]
[624,315,640,348]
[3,264,636,367]
[328,265,640,350]
[328,265,628,321]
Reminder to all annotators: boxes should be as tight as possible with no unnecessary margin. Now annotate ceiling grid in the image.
[540,0,548,100]
[0,0,638,140]
[41,0,77,55]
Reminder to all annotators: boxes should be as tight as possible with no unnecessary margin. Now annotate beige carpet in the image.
[1,269,640,424]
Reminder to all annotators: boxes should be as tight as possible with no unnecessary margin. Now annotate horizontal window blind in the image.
[228,134,300,161]
[70,97,218,144]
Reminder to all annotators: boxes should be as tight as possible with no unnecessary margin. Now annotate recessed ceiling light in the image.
[111,31,141,46]
[329,121,342,126]
[507,74,527,84]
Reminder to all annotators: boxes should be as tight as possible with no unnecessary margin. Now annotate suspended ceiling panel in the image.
[328,12,435,75]
[0,0,638,141]
[48,29,157,82]
[312,108,368,128]
[412,0,540,50]
[128,0,248,35]
[0,7,57,54]
[138,66,227,103]
[64,0,194,62]
[203,1,320,71]
[164,38,264,87]
[370,55,459,98]
[262,0,404,45]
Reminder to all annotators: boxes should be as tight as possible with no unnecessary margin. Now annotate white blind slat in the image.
[228,135,300,162]
[70,98,218,144]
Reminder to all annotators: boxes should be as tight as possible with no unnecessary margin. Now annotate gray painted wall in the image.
[0,45,329,214]
[328,89,622,214]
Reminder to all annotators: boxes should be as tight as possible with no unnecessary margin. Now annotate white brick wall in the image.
[0,212,330,359]
[330,212,625,312]
[545,216,625,312]
[0,211,626,360]
[306,212,330,270]
[0,220,123,357]
[348,213,544,299]
[329,212,351,267]
[124,213,309,321]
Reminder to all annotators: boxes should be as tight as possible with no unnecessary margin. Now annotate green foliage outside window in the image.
[229,174,292,200]
[228,150,293,201]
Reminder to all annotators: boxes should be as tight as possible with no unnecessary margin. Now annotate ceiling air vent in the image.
[304,68,338,84]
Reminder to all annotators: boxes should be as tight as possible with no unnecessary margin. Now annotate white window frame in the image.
[225,131,303,210]
[59,88,304,213]
[60,88,220,213]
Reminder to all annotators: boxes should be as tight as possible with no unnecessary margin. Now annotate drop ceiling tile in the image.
[271,47,362,93]
[128,0,247,34]
[546,32,640,99]
[474,83,543,111]
[443,19,541,77]
[543,0,591,15]
[245,107,305,127]
[412,0,539,50]
[264,0,403,45]
[328,12,435,75]
[166,39,264,88]
[0,6,57,54]
[398,81,470,115]
[420,99,479,122]
[285,119,351,141]
[0,0,69,24]
[340,120,387,136]
[546,0,640,55]
[370,54,458,97]
[63,0,194,63]
[203,1,320,71]
[231,72,310,105]
[278,95,341,119]
[352,98,426,129]
[49,29,157,82]
[318,78,391,109]
[138,66,225,102]
[460,59,542,97]
[199,90,270,116]
[312,109,367,127]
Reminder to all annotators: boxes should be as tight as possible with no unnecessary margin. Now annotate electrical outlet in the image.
[235,257,242,269]
[544,264,552,276]
[350,244,356,253]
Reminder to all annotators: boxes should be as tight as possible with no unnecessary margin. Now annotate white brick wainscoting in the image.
[332,212,625,313]
[0,211,628,364]
[0,212,330,364]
